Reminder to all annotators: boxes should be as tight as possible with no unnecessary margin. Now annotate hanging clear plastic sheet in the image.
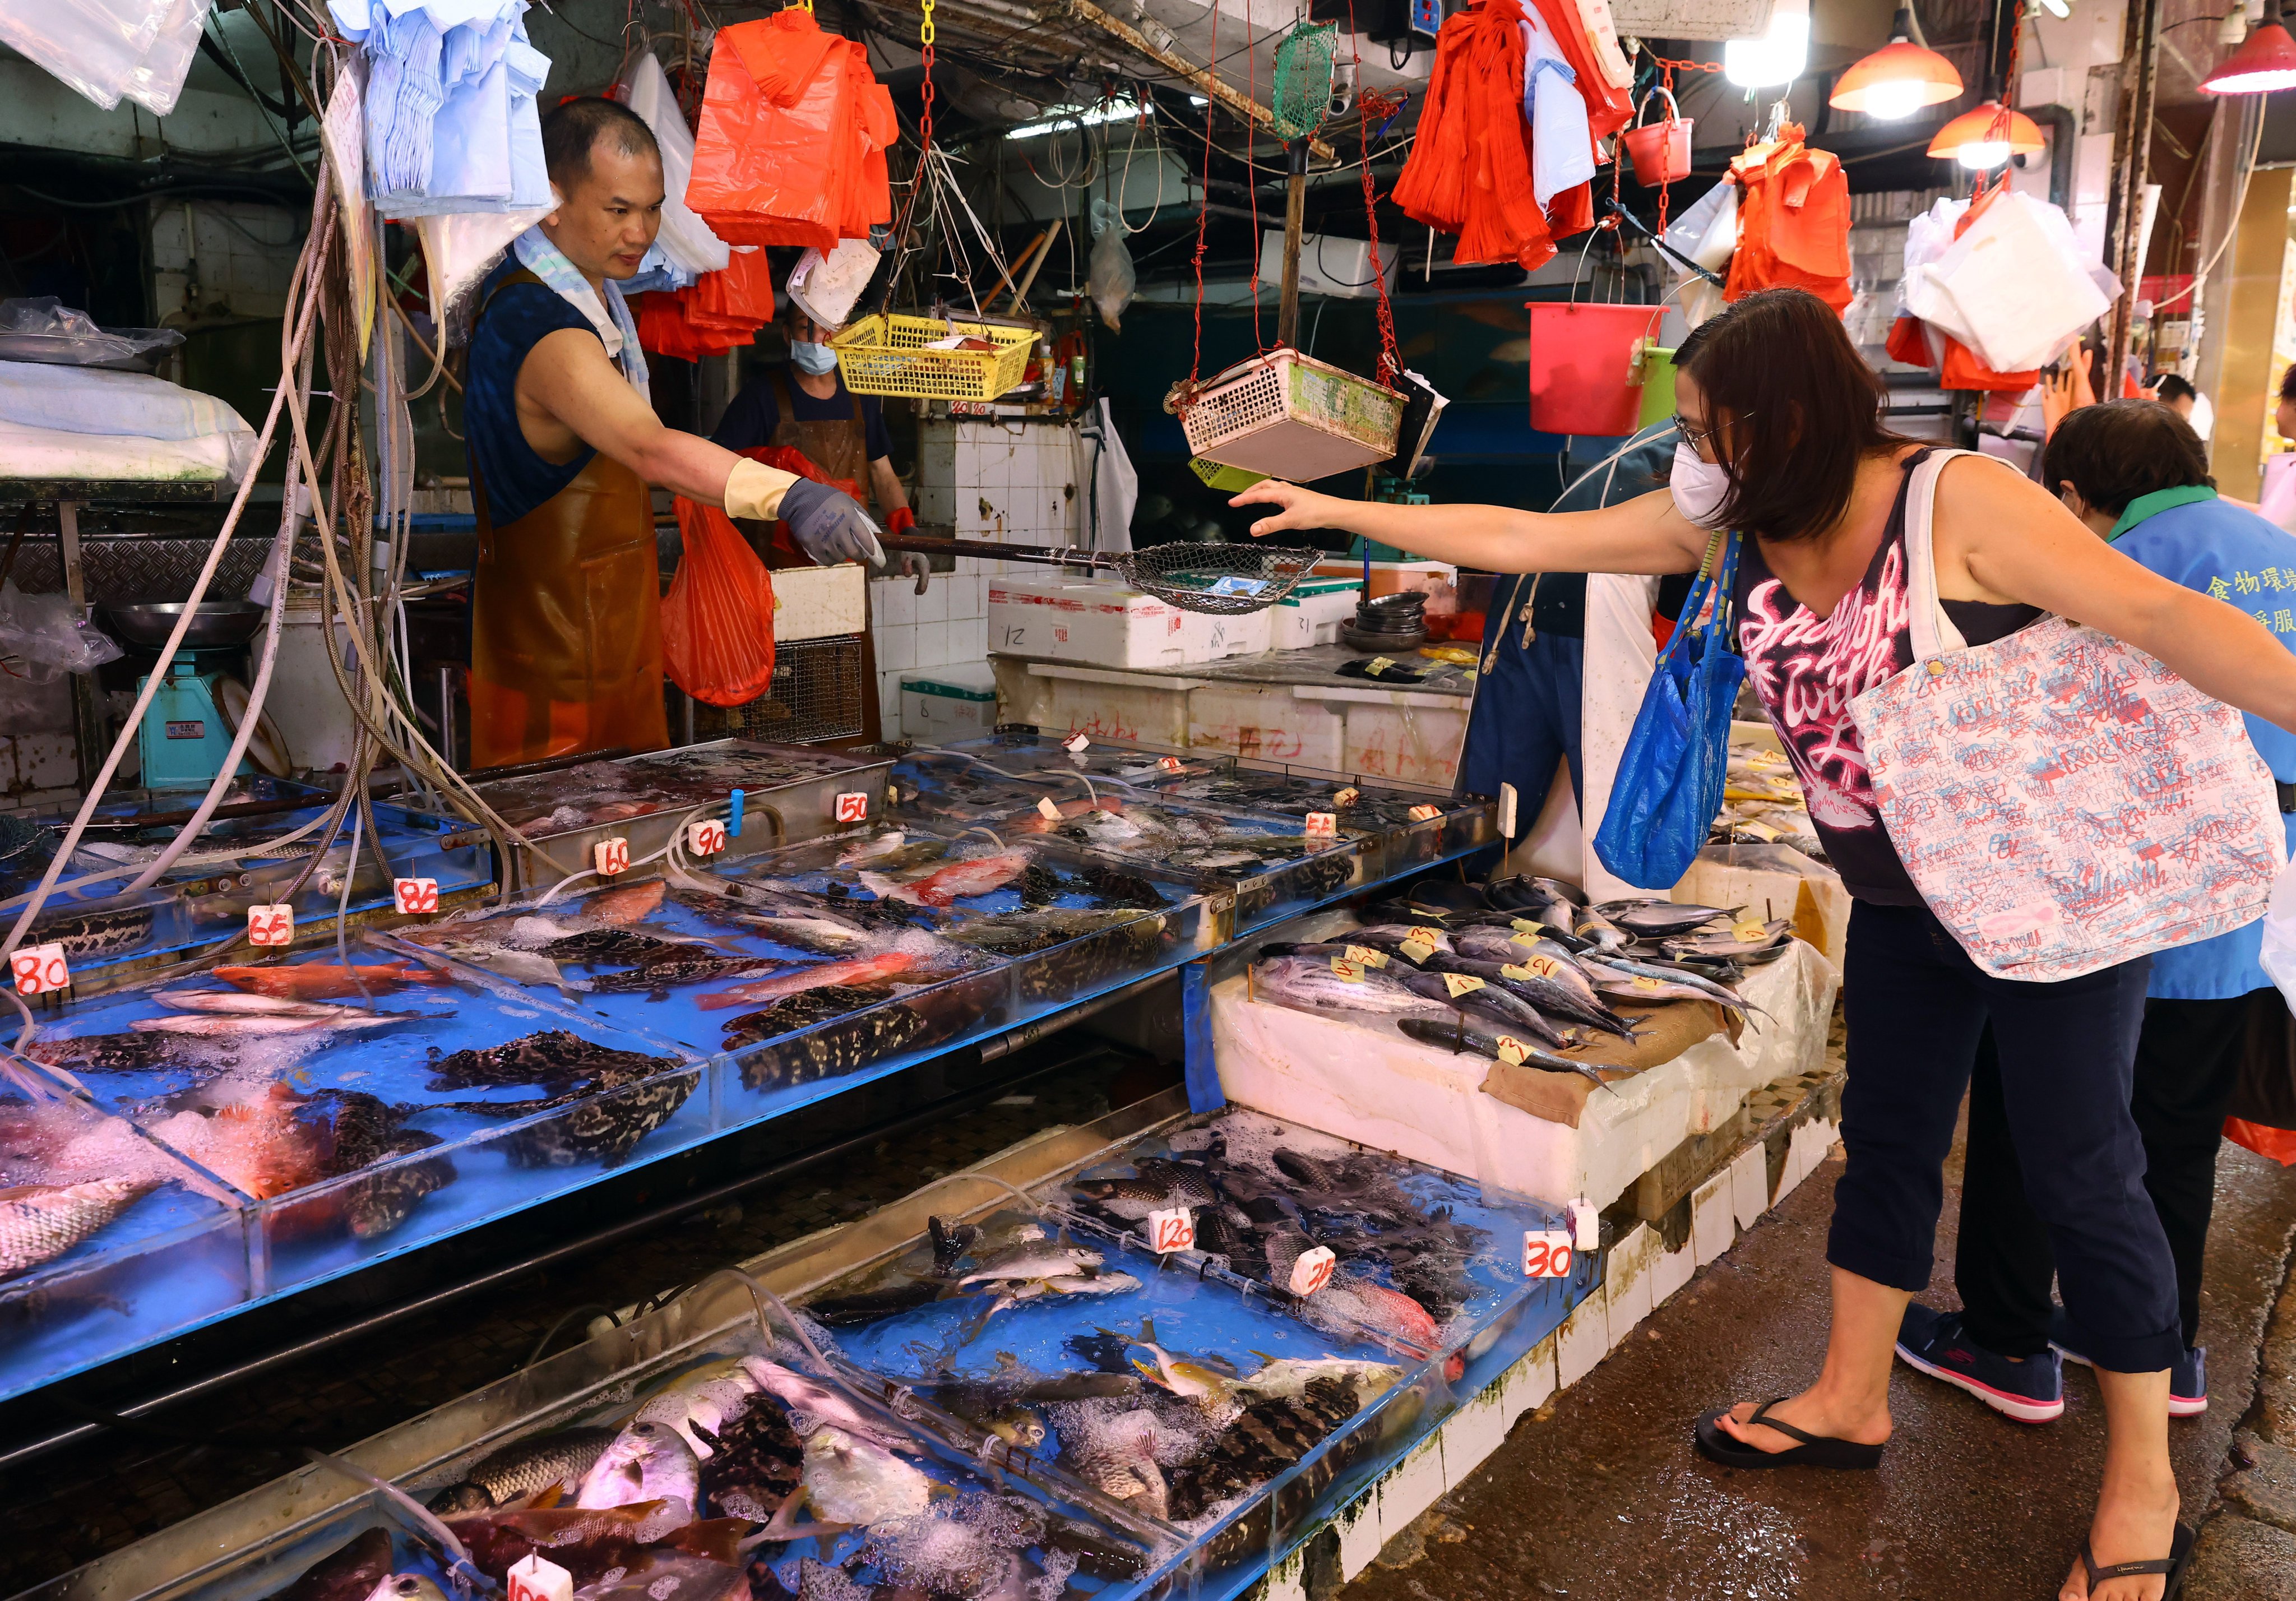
[0,0,209,113]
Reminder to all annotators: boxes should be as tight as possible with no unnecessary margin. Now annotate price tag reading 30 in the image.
[1146,1206,1196,1254]
[248,904,295,946]
[1342,944,1388,968]
[1289,1244,1337,1296]
[11,942,69,996]
[392,877,439,915]
[1523,1229,1575,1279]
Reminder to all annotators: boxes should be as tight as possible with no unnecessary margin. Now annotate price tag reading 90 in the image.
[687,818,728,856]
[1523,1229,1575,1279]
[11,942,70,997]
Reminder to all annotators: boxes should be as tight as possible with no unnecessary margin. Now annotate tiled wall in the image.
[875,418,1084,737]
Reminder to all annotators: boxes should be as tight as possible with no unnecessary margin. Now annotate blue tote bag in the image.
[1593,531,1746,890]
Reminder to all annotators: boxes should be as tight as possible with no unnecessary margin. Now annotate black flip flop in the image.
[2078,1521,2197,1599]
[1693,1398,1886,1470]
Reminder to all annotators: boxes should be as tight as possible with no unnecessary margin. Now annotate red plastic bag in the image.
[2225,1116,2296,1167]
[1391,0,1556,271]
[661,497,777,707]
[633,250,781,361]
[688,10,892,253]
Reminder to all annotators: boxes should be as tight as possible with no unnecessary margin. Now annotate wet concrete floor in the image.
[1343,1119,2296,1601]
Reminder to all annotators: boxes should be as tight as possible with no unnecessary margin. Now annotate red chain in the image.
[1348,3,1401,382]
[1186,0,1218,388]
[917,0,935,155]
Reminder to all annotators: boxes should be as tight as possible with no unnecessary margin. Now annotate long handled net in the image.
[876,533,1325,614]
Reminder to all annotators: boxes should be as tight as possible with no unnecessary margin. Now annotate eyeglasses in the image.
[1673,411,1750,462]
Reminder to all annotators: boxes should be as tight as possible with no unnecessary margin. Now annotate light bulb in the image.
[1725,0,1811,89]
[1861,77,1931,119]
[1956,139,2011,169]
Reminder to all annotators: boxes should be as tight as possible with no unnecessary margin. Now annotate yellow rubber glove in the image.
[722,458,801,521]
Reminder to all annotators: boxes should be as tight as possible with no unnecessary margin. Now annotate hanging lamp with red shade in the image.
[2202,0,2296,94]
[1830,6,1964,119]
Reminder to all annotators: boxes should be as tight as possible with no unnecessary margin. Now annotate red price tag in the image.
[247,904,294,946]
[392,877,439,915]
[1289,1245,1336,1296]
[688,818,728,855]
[1157,756,1185,773]
[1303,812,1338,839]
[11,942,69,996]
[1332,787,1360,808]
[593,837,630,876]
[1523,1229,1574,1279]
[1146,1206,1196,1253]
[833,792,870,823]
[507,1555,574,1601]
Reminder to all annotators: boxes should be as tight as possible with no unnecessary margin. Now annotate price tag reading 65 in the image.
[248,905,295,946]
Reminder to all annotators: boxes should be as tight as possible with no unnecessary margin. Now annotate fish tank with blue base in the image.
[0,1065,256,1406]
[7,947,712,1343]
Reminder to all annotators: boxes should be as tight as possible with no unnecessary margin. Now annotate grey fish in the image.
[128,1010,415,1038]
[1573,905,1630,950]
[728,910,872,954]
[740,1357,913,1452]
[1422,954,1635,1038]
[1073,1156,1217,1210]
[1396,1017,1614,1093]
[1593,899,1737,939]
[0,1177,155,1278]
[1395,969,1571,1047]
[957,1243,1104,1286]
[1249,956,1452,1020]
[1582,953,1763,1016]
[574,1419,701,1512]
[31,904,155,959]
[424,1425,620,1513]
[1663,919,1795,959]
[153,992,372,1020]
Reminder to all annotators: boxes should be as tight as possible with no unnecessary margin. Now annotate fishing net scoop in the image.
[876,532,1325,615]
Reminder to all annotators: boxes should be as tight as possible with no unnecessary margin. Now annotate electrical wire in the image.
[2152,98,2265,312]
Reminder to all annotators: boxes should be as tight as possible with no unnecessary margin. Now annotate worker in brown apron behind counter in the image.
[460,97,883,769]
[709,298,916,549]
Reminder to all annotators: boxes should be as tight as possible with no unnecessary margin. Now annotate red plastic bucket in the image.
[1527,302,1659,436]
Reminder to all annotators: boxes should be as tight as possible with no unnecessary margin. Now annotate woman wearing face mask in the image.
[1235,288,2296,1601]
[711,301,915,540]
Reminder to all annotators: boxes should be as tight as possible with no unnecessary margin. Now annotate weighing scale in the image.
[103,600,288,790]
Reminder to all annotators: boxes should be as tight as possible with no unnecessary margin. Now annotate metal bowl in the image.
[103,600,266,650]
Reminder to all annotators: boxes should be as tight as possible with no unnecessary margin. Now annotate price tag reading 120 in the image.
[1146,1206,1195,1253]
[11,942,69,996]
[1523,1229,1575,1279]
[248,904,295,946]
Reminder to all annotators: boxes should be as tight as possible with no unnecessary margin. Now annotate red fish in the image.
[862,850,1030,908]
[695,950,923,1011]
[590,880,666,925]
[213,962,448,999]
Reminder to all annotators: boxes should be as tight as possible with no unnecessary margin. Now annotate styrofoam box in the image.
[1188,681,1346,770]
[992,659,1194,748]
[901,664,999,744]
[1336,694,1472,789]
[987,576,1270,669]
[772,563,867,641]
[1271,578,1365,651]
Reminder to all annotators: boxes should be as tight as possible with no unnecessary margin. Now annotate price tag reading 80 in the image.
[594,837,631,877]
[1289,1244,1337,1296]
[392,877,439,915]
[834,792,871,823]
[688,818,729,856]
[248,904,295,946]
[11,942,69,996]
[1146,1206,1195,1253]
[1523,1229,1574,1279]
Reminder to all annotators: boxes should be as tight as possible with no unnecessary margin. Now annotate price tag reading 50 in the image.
[834,792,871,823]
[11,942,69,996]
[1523,1229,1575,1279]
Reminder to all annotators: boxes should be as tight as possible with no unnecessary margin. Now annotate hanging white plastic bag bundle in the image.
[1088,197,1136,332]
[0,582,124,677]
[1660,179,1736,328]
[1910,192,2116,374]
[622,53,731,277]
[0,0,207,113]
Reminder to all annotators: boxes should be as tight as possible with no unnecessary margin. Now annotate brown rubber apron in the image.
[466,268,669,770]
[767,369,871,503]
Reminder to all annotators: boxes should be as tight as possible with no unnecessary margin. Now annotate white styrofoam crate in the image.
[1339,695,1471,790]
[773,563,867,641]
[901,664,999,746]
[991,659,1195,749]
[1270,577,1364,650]
[987,576,1268,669]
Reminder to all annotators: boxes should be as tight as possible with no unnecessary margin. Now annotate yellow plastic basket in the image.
[830,314,1038,401]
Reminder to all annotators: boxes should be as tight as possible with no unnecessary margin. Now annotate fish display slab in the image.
[6,800,489,997]
[928,733,1499,883]
[0,1072,254,1406]
[5,950,713,1373]
[1209,935,1841,1209]
[890,762,1366,933]
[384,739,897,892]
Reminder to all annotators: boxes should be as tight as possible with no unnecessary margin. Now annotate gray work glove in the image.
[780,476,886,568]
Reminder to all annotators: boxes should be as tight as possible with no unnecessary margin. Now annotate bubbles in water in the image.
[861,1491,1044,1594]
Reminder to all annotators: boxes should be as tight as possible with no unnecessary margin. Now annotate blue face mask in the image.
[791,340,838,376]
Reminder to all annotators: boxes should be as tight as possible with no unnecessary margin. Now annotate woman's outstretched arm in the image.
[1228,480,1712,576]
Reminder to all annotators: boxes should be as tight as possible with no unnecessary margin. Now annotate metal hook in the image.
[898,549,932,596]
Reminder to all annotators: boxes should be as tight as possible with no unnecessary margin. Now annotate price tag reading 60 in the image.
[1523,1229,1574,1279]
[593,837,631,877]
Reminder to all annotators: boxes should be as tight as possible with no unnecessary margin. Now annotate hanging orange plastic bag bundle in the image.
[1724,128,1853,312]
[1392,0,1556,271]
[661,496,778,707]
[634,249,782,361]
[687,9,892,253]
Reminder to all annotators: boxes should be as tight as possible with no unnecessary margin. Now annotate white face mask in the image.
[1669,444,1734,529]
[791,340,839,376]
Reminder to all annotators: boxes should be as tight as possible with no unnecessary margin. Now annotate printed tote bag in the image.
[1848,448,2285,981]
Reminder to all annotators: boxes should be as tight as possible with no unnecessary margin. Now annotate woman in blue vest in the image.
[1896,399,2296,1427]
